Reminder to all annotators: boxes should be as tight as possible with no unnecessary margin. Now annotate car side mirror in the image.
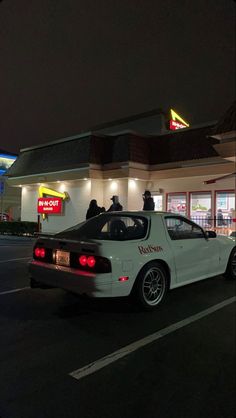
[205,230,217,239]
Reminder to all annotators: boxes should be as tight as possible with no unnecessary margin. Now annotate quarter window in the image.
[165,216,205,240]
[56,214,148,241]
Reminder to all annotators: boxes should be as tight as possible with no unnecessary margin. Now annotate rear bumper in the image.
[29,260,113,297]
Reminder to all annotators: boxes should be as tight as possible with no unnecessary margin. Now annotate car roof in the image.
[101,211,170,216]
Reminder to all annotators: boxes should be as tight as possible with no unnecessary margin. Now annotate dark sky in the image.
[0,0,235,154]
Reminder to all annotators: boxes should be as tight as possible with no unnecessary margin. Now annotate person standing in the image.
[86,199,103,220]
[142,190,155,210]
[217,209,225,226]
[206,208,212,227]
[107,195,123,212]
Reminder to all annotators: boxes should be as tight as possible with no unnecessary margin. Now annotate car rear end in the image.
[29,212,150,298]
[29,237,113,297]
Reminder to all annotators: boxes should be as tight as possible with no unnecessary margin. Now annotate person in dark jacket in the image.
[86,199,103,220]
[107,195,123,212]
[217,209,225,226]
[142,190,155,210]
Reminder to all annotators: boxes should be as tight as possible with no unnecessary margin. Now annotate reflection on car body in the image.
[29,212,236,310]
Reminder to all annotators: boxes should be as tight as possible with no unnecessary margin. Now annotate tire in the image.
[135,261,168,311]
[224,247,236,280]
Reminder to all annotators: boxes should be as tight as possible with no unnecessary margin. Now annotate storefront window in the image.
[190,192,212,228]
[216,191,235,228]
[167,193,187,216]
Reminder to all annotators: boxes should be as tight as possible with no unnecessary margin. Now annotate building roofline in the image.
[20,107,165,153]
[20,131,92,153]
[5,164,90,180]
[91,107,164,131]
[20,120,217,155]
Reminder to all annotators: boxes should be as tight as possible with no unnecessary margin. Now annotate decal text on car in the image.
[138,245,163,255]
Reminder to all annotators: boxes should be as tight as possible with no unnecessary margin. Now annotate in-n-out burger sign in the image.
[38,197,62,214]
[169,108,189,131]
[38,186,69,218]
[170,120,188,130]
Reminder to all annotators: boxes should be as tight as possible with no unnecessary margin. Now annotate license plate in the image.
[55,250,70,267]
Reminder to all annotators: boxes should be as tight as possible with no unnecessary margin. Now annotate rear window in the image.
[56,214,148,241]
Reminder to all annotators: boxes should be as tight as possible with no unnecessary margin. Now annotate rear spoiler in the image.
[34,234,101,247]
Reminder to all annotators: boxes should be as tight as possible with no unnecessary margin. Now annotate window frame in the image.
[164,215,206,241]
[166,192,187,216]
[56,213,150,241]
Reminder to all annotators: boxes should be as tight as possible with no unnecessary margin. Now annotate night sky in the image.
[0,0,235,154]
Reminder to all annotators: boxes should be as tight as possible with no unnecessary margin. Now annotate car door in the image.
[164,216,219,283]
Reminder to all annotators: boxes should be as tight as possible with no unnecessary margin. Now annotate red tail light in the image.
[78,255,96,268]
[87,256,96,268]
[34,247,46,258]
[79,255,88,266]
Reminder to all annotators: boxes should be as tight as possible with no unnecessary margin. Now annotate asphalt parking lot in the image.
[0,236,235,418]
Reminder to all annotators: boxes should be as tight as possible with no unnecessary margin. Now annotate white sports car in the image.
[29,212,236,310]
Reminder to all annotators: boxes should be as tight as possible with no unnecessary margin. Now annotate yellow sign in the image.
[38,186,69,220]
[169,109,189,130]
[38,186,69,200]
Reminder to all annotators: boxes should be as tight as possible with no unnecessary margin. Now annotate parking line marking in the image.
[0,257,31,264]
[69,296,236,381]
[0,286,30,296]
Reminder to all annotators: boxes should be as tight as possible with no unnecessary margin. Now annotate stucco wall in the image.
[21,180,93,233]
[103,179,128,211]
[20,174,235,234]
[90,180,104,209]
[128,180,146,210]
[21,186,39,223]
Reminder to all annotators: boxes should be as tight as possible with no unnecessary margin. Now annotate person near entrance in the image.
[142,190,155,210]
[107,195,123,212]
[86,199,103,220]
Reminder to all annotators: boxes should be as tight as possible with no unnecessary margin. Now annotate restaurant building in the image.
[6,105,235,235]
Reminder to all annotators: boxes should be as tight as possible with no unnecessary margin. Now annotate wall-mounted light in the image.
[129,179,137,190]
[58,183,65,192]
[110,181,118,192]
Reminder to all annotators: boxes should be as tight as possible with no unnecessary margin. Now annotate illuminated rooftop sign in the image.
[0,153,16,175]
[169,109,189,131]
